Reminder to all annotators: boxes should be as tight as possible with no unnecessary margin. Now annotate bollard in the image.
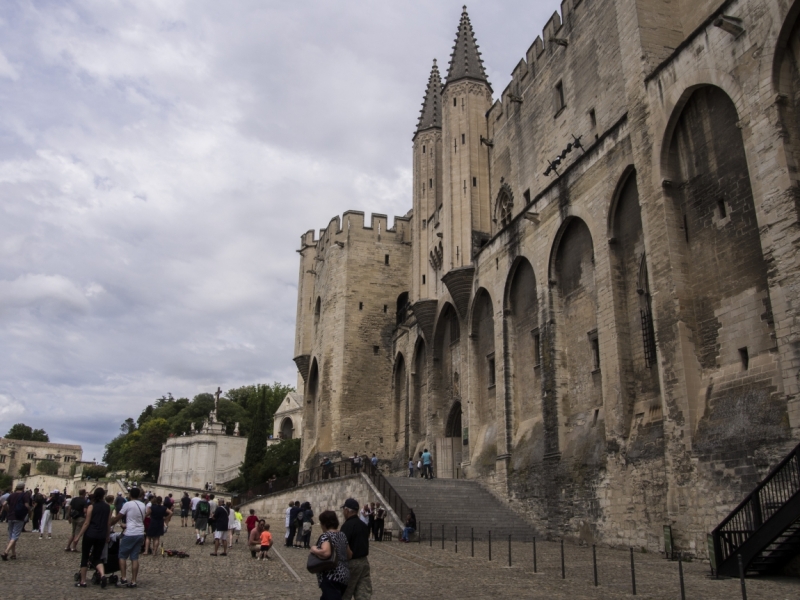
[737,554,748,600]
[442,524,445,550]
[455,526,458,553]
[678,556,686,600]
[418,520,421,545]
[630,547,637,596]
[471,528,474,558]
[489,530,492,561]
[592,544,598,586]
[561,539,565,579]
[430,523,432,547]
[533,537,537,573]
[508,534,512,567]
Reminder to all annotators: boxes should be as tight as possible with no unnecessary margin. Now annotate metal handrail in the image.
[712,441,800,565]
[364,462,413,527]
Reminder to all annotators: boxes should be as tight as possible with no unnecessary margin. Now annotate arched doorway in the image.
[436,401,463,478]
[280,417,294,440]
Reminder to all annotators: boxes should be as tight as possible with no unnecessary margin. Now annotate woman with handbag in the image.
[308,510,349,600]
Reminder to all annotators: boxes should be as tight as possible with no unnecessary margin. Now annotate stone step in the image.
[386,476,538,541]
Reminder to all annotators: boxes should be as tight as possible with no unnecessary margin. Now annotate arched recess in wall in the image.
[773,3,800,201]
[432,303,461,439]
[664,85,781,450]
[608,169,662,438]
[411,337,427,447]
[467,288,497,472]
[303,358,320,455]
[550,217,600,458]
[393,353,408,452]
[504,257,540,437]
[280,417,294,440]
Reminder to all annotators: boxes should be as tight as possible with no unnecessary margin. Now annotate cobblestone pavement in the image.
[1,520,798,599]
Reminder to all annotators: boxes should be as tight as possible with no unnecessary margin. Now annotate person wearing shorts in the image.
[111,487,146,588]
[210,502,229,556]
[1,483,30,561]
[180,492,191,527]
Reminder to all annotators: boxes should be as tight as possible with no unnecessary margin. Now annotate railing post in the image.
[455,526,458,553]
[489,530,492,561]
[442,524,445,550]
[533,537,537,573]
[508,534,512,567]
[678,556,686,600]
[561,539,565,579]
[430,522,432,547]
[630,547,636,595]
[592,544,598,586]
[471,528,474,557]
[738,555,748,600]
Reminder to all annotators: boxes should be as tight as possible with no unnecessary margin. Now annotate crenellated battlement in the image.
[298,210,412,250]
[489,0,596,124]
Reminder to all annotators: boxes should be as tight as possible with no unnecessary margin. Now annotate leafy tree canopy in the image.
[18,462,31,477]
[102,382,294,480]
[5,423,49,442]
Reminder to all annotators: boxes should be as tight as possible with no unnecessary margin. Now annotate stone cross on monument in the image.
[214,387,222,411]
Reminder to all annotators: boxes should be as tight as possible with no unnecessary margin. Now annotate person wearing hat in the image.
[0,483,31,560]
[340,498,372,600]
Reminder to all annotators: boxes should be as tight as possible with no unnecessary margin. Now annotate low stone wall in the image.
[237,474,402,537]
[138,483,233,506]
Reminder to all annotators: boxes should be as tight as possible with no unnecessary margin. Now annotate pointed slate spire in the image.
[416,59,442,134]
[445,6,489,88]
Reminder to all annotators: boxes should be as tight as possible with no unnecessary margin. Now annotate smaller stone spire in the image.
[445,6,489,89]
[416,59,442,134]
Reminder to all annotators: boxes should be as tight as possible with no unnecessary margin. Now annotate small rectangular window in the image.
[359,302,363,311]
[683,214,689,243]
[454,97,457,107]
[523,189,531,204]
[429,178,433,189]
[373,345,380,355]
[462,133,466,145]
[588,331,600,371]
[423,145,426,154]
[385,254,389,265]
[487,353,496,387]
[422,275,426,285]
[472,177,477,187]
[554,81,565,114]
[0,455,6,464]
[383,305,388,313]
[592,409,600,427]
[27,453,35,460]
[532,329,541,366]
[589,108,596,128]
[739,347,749,370]
[717,199,727,219]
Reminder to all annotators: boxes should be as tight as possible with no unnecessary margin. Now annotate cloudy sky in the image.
[0,0,558,461]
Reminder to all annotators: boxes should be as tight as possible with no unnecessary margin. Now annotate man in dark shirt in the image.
[179,493,191,527]
[1,483,31,560]
[210,503,229,556]
[340,498,372,600]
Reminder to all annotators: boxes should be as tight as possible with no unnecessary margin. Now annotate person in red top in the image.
[245,509,259,536]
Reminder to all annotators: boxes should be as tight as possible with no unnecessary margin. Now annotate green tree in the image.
[18,462,31,477]
[121,418,136,435]
[5,423,49,442]
[103,432,129,471]
[36,460,59,475]
[0,472,12,492]
[83,465,108,479]
[254,438,301,482]
[241,387,269,487]
[125,418,171,480]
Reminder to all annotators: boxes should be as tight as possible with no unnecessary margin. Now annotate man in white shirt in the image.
[190,493,200,526]
[110,488,146,588]
[284,502,293,546]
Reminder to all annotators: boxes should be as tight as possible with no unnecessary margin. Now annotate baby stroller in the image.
[74,533,122,587]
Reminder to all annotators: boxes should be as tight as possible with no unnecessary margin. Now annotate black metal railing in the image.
[363,462,413,528]
[712,441,800,567]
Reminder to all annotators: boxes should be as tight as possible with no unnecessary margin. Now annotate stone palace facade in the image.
[292,0,800,556]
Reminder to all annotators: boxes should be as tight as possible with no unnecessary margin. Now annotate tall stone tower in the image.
[441,6,492,271]
[412,60,443,303]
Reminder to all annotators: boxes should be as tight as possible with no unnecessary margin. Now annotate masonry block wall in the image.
[292,0,800,557]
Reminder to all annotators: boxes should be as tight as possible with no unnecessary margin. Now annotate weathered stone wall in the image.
[293,0,800,559]
[237,474,401,537]
[158,427,247,490]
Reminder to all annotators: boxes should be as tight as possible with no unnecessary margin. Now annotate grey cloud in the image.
[0,0,554,461]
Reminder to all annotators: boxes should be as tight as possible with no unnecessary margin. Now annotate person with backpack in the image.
[210,500,229,556]
[194,494,211,545]
[0,482,30,560]
[65,489,88,552]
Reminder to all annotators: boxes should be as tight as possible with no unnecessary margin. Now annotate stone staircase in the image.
[387,476,538,542]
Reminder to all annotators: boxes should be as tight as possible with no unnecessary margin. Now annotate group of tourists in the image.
[1,481,403,599]
[185,492,243,554]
